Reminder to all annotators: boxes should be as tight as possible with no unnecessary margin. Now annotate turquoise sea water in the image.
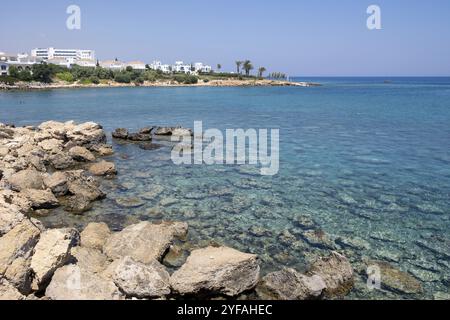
[1,77,449,299]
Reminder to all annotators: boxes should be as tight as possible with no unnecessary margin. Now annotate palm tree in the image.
[235,61,243,74]
[243,60,253,76]
[217,64,222,72]
[258,67,266,78]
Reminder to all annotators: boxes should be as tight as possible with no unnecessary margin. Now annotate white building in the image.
[31,48,95,61]
[194,62,212,73]
[149,61,171,73]
[126,61,146,70]
[0,52,43,75]
[74,59,97,68]
[172,61,192,74]
[99,60,126,71]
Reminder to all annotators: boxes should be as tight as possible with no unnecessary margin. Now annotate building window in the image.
[1,65,6,70]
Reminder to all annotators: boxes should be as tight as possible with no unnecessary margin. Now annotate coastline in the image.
[0,79,320,91]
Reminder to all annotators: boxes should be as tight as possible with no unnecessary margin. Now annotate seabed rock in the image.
[89,160,117,177]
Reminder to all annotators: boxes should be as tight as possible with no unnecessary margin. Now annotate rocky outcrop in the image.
[113,256,171,298]
[30,228,80,290]
[0,279,24,300]
[256,268,326,300]
[21,189,59,210]
[112,128,129,139]
[69,146,95,162]
[44,172,69,196]
[7,169,45,191]
[103,221,188,264]
[170,246,260,297]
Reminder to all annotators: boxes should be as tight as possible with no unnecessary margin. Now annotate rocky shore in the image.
[0,79,319,91]
[0,120,353,300]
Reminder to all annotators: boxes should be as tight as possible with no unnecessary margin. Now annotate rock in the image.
[256,268,326,300]
[293,214,317,230]
[21,189,59,210]
[139,127,154,135]
[154,127,177,136]
[112,128,129,139]
[69,146,96,162]
[8,169,44,191]
[4,256,32,294]
[162,245,188,268]
[170,246,260,297]
[80,222,111,250]
[38,138,63,153]
[128,133,152,142]
[46,264,122,300]
[309,252,354,297]
[44,172,69,196]
[0,200,27,236]
[89,161,117,176]
[172,128,193,137]
[0,219,41,276]
[66,122,107,150]
[60,194,93,214]
[31,228,80,289]
[115,197,145,208]
[300,229,335,250]
[0,279,24,300]
[71,246,109,274]
[140,185,164,199]
[66,170,105,201]
[92,144,114,156]
[48,152,74,170]
[113,256,171,298]
[104,221,188,264]
[367,260,423,294]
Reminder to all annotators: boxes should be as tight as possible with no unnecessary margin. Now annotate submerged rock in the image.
[112,128,129,140]
[367,260,423,294]
[170,246,260,297]
[256,268,326,300]
[89,161,117,177]
[113,256,171,298]
[60,194,93,214]
[115,197,145,208]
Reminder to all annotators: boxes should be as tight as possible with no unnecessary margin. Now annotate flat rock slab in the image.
[170,246,260,297]
[103,221,188,264]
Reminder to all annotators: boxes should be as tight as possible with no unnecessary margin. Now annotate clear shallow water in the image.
[1,78,450,299]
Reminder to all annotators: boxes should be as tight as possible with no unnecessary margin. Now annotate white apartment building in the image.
[194,62,212,73]
[172,61,192,74]
[0,52,44,75]
[31,47,95,62]
[74,59,97,68]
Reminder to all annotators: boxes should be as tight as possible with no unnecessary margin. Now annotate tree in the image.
[217,64,222,72]
[32,63,53,83]
[235,61,243,74]
[257,67,266,78]
[243,60,253,76]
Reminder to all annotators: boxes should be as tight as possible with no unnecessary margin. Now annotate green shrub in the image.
[114,72,132,83]
[56,72,74,82]
[18,70,33,82]
[79,78,93,85]
[90,76,100,84]
[203,79,209,83]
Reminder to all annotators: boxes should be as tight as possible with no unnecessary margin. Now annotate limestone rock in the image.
[60,194,93,214]
[21,189,59,210]
[46,265,122,300]
[66,122,107,150]
[170,246,260,297]
[44,172,69,196]
[104,221,188,264]
[256,268,326,300]
[80,222,111,250]
[0,279,24,300]
[31,228,80,289]
[113,256,171,298]
[66,170,105,201]
[112,128,129,139]
[89,161,117,177]
[71,246,109,274]
[48,152,74,170]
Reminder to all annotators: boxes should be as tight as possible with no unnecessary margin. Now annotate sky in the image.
[1,0,450,76]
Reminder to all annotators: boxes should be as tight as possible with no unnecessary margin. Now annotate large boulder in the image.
[30,228,80,289]
[69,146,96,162]
[127,133,152,142]
[112,128,129,139]
[0,200,26,236]
[170,246,260,297]
[45,265,122,300]
[66,122,106,150]
[71,246,109,274]
[256,268,326,300]
[37,138,64,153]
[103,221,188,264]
[7,169,45,191]
[89,161,117,177]
[113,256,171,298]
[48,152,74,170]
[80,222,111,250]
[21,189,59,210]
[66,170,105,201]
[309,251,354,297]
[59,195,93,214]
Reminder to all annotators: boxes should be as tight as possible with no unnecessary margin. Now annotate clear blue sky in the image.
[1,0,450,76]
